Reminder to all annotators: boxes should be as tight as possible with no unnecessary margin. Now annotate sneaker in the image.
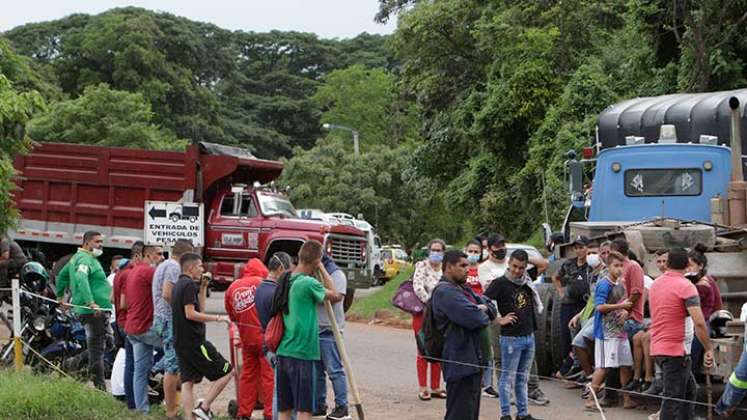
[623,378,642,392]
[192,402,214,420]
[643,379,663,396]
[312,406,328,418]
[327,405,351,420]
[527,388,550,406]
[482,386,499,398]
[500,416,512,420]
[517,415,543,420]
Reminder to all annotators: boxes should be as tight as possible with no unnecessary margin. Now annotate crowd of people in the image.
[10,228,747,420]
[408,232,747,420]
[53,231,353,420]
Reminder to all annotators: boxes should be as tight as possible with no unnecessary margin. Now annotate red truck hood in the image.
[264,217,366,238]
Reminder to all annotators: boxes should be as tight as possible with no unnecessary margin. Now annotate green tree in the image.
[0,75,45,232]
[313,65,408,149]
[281,138,464,250]
[26,83,186,150]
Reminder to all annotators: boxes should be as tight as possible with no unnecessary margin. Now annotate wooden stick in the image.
[706,368,713,420]
[324,300,365,420]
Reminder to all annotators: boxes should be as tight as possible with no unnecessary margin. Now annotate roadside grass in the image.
[0,369,150,420]
[348,267,414,322]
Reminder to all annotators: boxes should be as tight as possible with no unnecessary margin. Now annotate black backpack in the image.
[416,283,449,363]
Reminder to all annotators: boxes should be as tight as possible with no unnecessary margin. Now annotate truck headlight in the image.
[326,240,334,256]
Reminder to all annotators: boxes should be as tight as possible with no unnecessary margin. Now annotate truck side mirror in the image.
[566,152,584,207]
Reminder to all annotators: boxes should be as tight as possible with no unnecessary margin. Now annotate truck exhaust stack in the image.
[728,96,747,227]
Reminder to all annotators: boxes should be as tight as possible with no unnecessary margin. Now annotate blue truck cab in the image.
[561,89,747,232]
[589,143,731,222]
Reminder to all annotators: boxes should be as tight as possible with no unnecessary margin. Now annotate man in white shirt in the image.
[478,235,508,290]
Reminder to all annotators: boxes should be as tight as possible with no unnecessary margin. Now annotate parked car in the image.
[381,245,411,282]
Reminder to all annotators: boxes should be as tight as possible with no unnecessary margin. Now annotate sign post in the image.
[12,278,23,372]
[144,201,204,247]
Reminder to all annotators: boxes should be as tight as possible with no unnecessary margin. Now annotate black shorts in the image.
[276,356,317,413]
[176,340,232,384]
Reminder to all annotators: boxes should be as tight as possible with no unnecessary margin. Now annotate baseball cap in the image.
[572,235,591,246]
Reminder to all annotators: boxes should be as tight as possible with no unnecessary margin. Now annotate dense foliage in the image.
[4,2,747,246]
[378,0,747,239]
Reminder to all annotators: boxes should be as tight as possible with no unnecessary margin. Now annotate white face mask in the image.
[587,253,601,269]
[482,250,489,260]
[92,248,103,258]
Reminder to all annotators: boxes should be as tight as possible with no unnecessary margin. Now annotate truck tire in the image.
[533,283,554,376]
[343,288,355,312]
[550,289,564,371]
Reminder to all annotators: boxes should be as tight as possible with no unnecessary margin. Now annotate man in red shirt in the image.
[225,258,273,420]
[124,245,164,413]
[113,241,143,410]
[609,239,645,336]
[649,248,713,419]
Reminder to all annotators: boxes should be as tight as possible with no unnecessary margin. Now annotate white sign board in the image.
[144,201,204,247]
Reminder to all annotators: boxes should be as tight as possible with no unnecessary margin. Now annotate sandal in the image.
[418,390,431,401]
[431,389,447,399]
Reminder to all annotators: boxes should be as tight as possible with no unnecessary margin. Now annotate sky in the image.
[0,0,397,39]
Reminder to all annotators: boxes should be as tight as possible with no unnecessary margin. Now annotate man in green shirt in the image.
[277,240,342,420]
[58,230,112,390]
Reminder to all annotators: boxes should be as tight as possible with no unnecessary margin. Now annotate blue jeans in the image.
[499,335,535,417]
[128,328,162,413]
[315,330,348,410]
[716,350,747,416]
[116,324,136,409]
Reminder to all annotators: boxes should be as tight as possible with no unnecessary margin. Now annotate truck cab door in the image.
[207,192,261,262]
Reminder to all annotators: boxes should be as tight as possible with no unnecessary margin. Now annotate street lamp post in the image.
[322,123,360,157]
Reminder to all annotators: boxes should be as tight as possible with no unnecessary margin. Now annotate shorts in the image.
[177,340,232,384]
[624,319,645,338]
[572,318,595,349]
[276,356,317,413]
[594,338,633,368]
[153,317,179,374]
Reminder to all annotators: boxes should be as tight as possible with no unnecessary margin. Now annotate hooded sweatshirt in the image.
[225,258,269,346]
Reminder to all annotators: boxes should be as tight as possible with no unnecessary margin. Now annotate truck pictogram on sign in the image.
[144,201,204,247]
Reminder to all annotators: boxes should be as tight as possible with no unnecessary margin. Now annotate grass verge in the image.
[348,267,414,326]
[0,369,148,420]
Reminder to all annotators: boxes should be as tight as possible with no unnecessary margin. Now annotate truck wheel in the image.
[189,216,197,223]
[550,289,564,371]
[343,288,355,312]
[533,283,554,377]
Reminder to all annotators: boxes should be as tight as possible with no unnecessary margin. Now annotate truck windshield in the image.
[624,169,702,197]
[257,193,298,218]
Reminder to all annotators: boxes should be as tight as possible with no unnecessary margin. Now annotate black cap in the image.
[573,235,591,246]
[487,234,506,248]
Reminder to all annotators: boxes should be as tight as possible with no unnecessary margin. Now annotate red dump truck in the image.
[10,141,370,307]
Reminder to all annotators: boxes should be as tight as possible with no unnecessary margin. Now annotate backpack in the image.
[415,283,449,363]
[264,271,294,353]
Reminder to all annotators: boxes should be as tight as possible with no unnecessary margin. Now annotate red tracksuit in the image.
[225,258,273,419]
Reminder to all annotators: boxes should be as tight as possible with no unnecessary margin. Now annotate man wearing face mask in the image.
[478,234,507,291]
[553,235,592,374]
[569,246,606,382]
[66,230,112,390]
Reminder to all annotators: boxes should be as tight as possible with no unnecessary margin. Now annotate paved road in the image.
[203,292,654,419]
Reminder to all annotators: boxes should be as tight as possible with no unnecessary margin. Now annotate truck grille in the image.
[329,236,364,263]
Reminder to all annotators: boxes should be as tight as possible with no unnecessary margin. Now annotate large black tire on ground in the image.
[550,289,564,372]
[343,288,355,312]
[533,283,555,377]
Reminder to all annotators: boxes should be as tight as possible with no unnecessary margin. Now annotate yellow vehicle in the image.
[380,246,411,283]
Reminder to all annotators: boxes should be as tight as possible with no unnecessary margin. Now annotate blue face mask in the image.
[429,252,443,263]
[467,254,480,264]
